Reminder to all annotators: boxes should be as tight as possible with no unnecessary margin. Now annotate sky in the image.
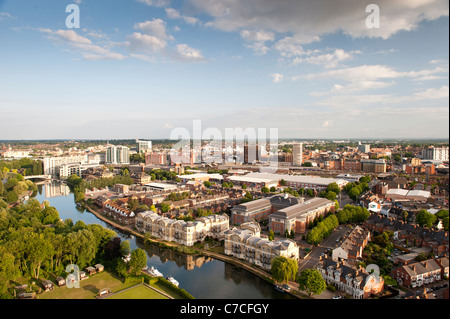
[0,0,448,140]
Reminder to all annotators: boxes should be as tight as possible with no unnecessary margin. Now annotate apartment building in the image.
[268,197,335,234]
[106,145,130,165]
[292,143,303,166]
[43,155,86,176]
[135,211,229,246]
[421,147,449,161]
[223,222,299,270]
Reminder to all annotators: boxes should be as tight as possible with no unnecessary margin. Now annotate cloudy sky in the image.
[0,0,448,140]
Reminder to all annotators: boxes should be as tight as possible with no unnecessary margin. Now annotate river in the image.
[35,181,293,299]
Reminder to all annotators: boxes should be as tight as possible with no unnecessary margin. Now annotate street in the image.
[298,225,351,273]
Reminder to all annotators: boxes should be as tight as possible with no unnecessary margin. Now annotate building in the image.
[243,144,260,164]
[332,226,370,263]
[391,259,442,288]
[223,222,299,270]
[231,172,347,191]
[43,155,86,177]
[268,197,335,234]
[145,152,167,165]
[421,147,449,161]
[316,256,384,299]
[135,211,229,246]
[360,159,386,173]
[358,143,370,154]
[137,139,152,154]
[106,145,130,165]
[292,143,303,166]
[231,194,335,234]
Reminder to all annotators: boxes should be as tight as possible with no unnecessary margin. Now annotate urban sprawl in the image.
[0,140,448,300]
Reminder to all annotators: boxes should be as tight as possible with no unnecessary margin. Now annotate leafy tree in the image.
[415,209,436,228]
[129,248,147,276]
[261,187,269,193]
[270,186,277,193]
[160,203,171,213]
[442,216,449,231]
[271,256,298,284]
[268,229,274,241]
[297,269,326,298]
[326,182,340,194]
[203,181,211,188]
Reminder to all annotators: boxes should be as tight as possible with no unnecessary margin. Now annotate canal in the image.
[35,181,294,299]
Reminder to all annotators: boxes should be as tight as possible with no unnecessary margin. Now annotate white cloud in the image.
[126,32,168,52]
[165,8,199,25]
[0,12,13,20]
[271,73,284,83]
[136,0,170,7]
[293,49,361,68]
[240,29,275,55]
[175,44,204,61]
[189,0,448,39]
[38,28,124,60]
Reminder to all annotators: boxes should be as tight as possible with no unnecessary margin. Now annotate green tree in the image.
[415,209,436,228]
[129,248,147,276]
[268,229,275,241]
[297,269,326,298]
[271,256,298,284]
[160,203,171,213]
[326,182,340,194]
[261,186,270,193]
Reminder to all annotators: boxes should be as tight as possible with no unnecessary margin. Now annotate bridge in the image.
[24,174,52,180]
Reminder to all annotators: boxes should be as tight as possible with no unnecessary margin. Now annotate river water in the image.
[35,181,293,299]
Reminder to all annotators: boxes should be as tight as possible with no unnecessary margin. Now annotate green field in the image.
[38,272,141,299]
[107,284,169,299]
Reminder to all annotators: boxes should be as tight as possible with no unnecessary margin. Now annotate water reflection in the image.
[35,181,294,299]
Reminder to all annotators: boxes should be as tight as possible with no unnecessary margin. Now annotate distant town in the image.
[0,139,448,300]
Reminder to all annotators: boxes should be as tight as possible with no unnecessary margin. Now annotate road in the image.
[298,225,351,273]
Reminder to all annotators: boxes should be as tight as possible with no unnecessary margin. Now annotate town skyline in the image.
[0,0,449,140]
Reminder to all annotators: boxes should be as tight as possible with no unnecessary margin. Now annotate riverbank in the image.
[83,203,306,299]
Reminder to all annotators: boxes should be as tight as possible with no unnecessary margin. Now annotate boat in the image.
[166,276,179,287]
[274,285,285,293]
[143,266,163,277]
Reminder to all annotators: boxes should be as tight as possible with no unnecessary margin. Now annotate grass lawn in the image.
[38,272,141,299]
[107,284,169,299]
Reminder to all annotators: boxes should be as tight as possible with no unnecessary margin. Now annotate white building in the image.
[223,222,299,270]
[137,140,152,154]
[106,145,130,165]
[135,211,229,246]
[421,147,449,161]
[43,155,86,177]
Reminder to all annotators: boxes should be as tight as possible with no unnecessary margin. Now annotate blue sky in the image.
[0,0,448,140]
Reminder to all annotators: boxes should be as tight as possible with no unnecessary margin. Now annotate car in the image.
[332,296,342,299]
[282,284,291,291]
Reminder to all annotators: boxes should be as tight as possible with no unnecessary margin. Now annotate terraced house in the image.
[391,258,446,288]
[135,211,229,246]
[316,255,385,299]
[223,222,299,270]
